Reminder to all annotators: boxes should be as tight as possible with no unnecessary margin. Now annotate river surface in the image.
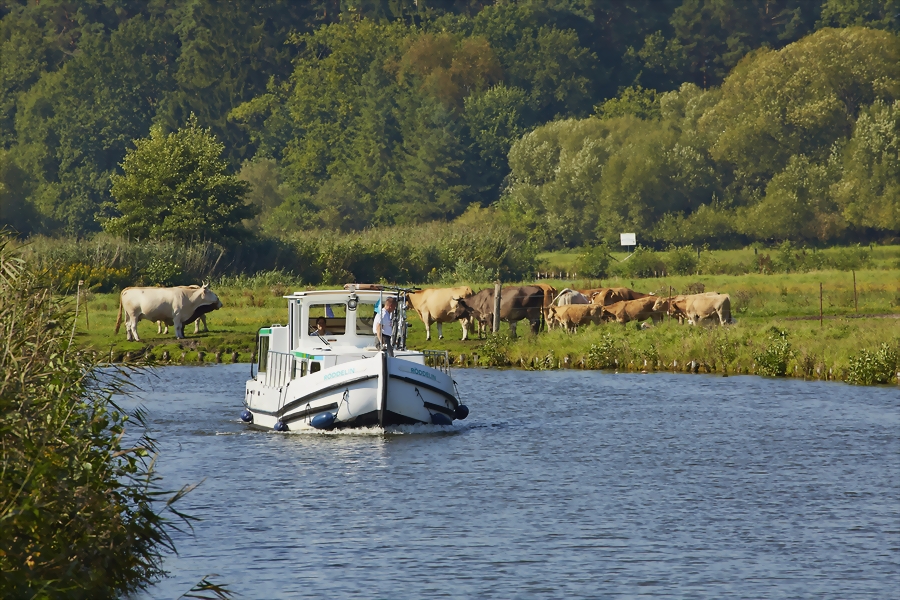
[126,365,899,599]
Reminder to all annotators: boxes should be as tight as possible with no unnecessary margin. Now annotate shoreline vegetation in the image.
[45,244,899,387]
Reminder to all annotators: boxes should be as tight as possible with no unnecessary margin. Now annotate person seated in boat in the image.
[314,316,331,337]
[373,296,396,356]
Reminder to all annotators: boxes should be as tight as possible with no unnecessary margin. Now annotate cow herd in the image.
[409,284,733,340]
[113,282,731,341]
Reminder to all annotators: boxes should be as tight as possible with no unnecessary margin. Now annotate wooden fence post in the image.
[493,280,502,334]
[819,282,823,327]
[852,270,858,313]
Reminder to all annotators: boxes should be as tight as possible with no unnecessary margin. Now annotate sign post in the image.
[620,233,636,261]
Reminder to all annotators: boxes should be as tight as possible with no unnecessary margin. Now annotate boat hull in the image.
[244,353,458,431]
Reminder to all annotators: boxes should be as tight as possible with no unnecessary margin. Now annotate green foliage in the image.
[144,257,184,287]
[833,100,900,232]
[819,0,900,31]
[611,246,668,278]
[666,245,698,275]
[0,237,193,597]
[104,115,255,244]
[586,333,620,369]
[2,3,899,247]
[754,328,794,376]
[574,243,612,278]
[479,332,512,366]
[595,86,661,120]
[847,342,899,385]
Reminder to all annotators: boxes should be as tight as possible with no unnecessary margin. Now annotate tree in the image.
[103,114,255,244]
[833,100,900,232]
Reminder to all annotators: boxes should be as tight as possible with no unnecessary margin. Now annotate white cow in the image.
[552,288,590,305]
[115,284,223,341]
[155,285,211,334]
[407,286,474,341]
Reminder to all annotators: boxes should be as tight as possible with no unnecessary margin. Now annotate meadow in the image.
[71,262,900,386]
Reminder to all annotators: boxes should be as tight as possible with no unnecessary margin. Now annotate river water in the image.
[126,364,899,599]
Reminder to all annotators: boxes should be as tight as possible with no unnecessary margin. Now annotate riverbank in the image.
[71,269,900,385]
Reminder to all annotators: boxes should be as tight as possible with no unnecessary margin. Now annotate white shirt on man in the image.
[373,307,393,336]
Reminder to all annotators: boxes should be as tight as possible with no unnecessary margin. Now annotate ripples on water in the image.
[126,365,899,599]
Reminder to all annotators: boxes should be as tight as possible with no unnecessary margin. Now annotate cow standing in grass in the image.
[115,284,223,341]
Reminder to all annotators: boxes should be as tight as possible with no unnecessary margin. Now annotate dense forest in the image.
[1,0,898,253]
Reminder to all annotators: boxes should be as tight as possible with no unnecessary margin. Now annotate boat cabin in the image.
[252,288,423,388]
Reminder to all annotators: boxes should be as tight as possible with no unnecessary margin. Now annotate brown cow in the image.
[407,286,473,341]
[455,286,544,338]
[546,304,604,333]
[591,287,652,306]
[601,296,664,325]
[653,293,732,326]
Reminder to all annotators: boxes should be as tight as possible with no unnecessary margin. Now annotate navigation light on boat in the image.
[455,405,469,420]
[310,412,336,430]
[273,420,289,432]
[240,409,253,423]
[431,412,453,426]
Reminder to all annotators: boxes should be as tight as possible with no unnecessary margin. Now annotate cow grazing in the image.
[552,288,591,306]
[407,286,474,341]
[546,304,604,333]
[591,287,652,306]
[653,293,732,326]
[456,285,544,338]
[115,284,223,341]
[601,296,665,325]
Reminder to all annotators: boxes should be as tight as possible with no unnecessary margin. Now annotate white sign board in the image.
[620,233,636,246]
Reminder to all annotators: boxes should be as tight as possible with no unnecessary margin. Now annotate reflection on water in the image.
[125,365,899,599]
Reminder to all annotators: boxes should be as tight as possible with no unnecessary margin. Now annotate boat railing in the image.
[422,349,451,374]
[263,350,294,388]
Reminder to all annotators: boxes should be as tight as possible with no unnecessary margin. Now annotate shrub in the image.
[574,243,612,278]
[611,246,667,278]
[828,244,873,271]
[586,334,620,369]
[479,333,511,366]
[666,245,698,275]
[847,343,898,385]
[47,262,133,293]
[0,237,193,597]
[754,328,793,376]
[144,257,184,286]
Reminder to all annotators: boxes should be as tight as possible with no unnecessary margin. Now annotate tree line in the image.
[1,0,898,249]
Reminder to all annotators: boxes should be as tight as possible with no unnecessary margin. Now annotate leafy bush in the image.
[0,238,192,597]
[828,245,873,271]
[441,259,496,284]
[47,262,133,293]
[479,333,511,366]
[586,334,620,369]
[144,257,183,286]
[574,243,612,278]
[666,245,698,275]
[611,246,667,278]
[754,328,793,376]
[847,343,898,385]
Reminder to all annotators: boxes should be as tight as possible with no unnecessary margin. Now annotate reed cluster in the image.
[0,237,194,597]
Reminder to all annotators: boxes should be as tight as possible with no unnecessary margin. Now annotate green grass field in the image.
[72,266,900,384]
[538,244,900,274]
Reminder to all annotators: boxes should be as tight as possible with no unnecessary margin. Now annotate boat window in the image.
[300,360,308,377]
[356,301,378,335]
[310,361,321,374]
[257,336,269,373]
[308,304,346,336]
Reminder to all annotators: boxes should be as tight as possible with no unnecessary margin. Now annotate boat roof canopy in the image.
[283,288,397,300]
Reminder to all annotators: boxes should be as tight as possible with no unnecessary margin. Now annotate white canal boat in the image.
[241,286,469,431]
